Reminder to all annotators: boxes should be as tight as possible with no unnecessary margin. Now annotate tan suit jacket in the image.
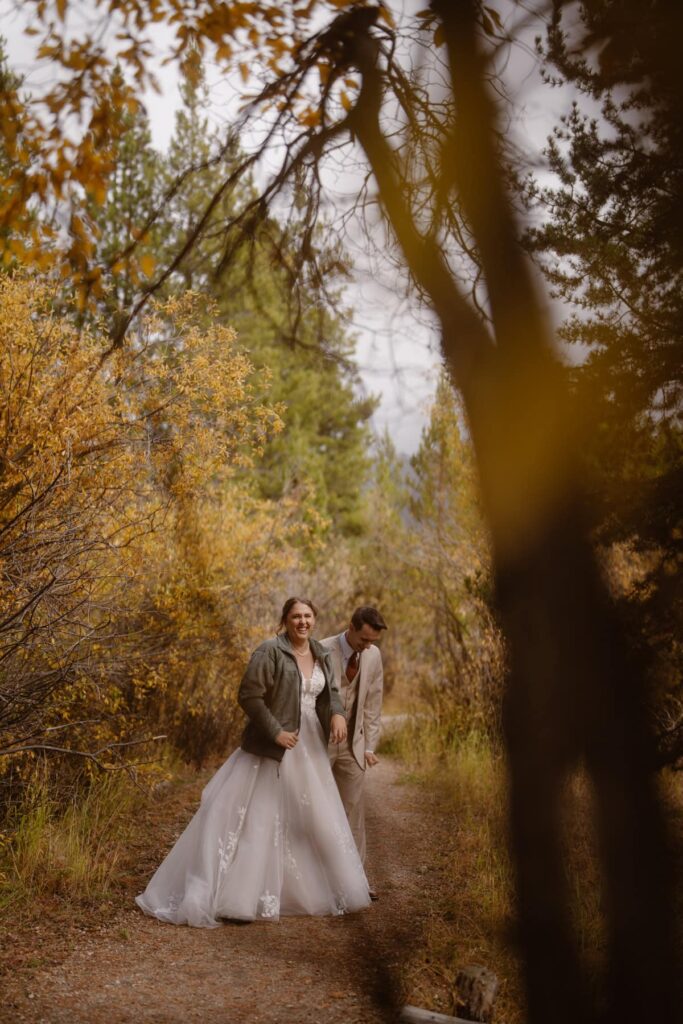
[321,634,383,769]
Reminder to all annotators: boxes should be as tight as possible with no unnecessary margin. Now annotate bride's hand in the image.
[275,729,299,749]
[330,714,347,744]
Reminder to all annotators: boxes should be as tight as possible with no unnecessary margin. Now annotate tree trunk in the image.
[349,2,682,1020]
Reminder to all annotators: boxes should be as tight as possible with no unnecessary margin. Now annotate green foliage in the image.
[525,94,680,499]
[90,92,163,311]
[526,3,683,752]
[161,78,376,536]
[85,63,376,537]
[525,4,681,510]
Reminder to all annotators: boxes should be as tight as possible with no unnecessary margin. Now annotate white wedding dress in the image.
[136,664,370,926]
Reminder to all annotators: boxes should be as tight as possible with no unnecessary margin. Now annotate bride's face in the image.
[285,602,316,644]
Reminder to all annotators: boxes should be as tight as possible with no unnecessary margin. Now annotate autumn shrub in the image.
[284,377,505,738]
[348,379,505,736]
[125,484,309,765]
[0,275,300,805]
[599,538,683,763]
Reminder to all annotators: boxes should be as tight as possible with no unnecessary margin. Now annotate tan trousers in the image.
[329,739,366,864]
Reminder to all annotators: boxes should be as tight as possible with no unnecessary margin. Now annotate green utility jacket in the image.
[238,633,345,762]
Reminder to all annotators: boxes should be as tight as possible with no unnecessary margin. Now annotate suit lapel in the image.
[356,649,370,708]
[331,636,343,683]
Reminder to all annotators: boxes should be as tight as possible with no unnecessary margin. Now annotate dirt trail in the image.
[2,759,454,1024]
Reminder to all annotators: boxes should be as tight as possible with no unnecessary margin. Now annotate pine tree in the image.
[157,63,376,535]
[89,80,163,313]
[526,1,683,757]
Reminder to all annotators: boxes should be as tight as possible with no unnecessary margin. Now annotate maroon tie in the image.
[346,651,359,682]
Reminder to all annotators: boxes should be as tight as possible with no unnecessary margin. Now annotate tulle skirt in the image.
[135,709,370,926]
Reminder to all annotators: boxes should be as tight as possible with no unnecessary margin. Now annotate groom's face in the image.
[347,622,383,652]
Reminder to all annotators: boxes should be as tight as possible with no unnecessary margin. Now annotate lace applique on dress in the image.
[335,891,349,915]
[283,824,302,881]
[300,662,325,716]
[258,891,280,918]
[333,821,357,858]
[218,805,247,874]
[165,892,182,913]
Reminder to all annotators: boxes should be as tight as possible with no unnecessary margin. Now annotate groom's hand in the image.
[365,752,379,767]
[330,714,347,743]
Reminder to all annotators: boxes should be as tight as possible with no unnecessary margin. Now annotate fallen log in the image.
[399,1007,473,1024]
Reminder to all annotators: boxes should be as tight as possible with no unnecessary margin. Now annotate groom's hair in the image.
[351,606,387,631]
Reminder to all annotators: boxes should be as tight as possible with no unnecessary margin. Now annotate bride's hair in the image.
[278,596,318,632]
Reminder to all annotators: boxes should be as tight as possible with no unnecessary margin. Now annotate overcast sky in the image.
[2,1,568,453]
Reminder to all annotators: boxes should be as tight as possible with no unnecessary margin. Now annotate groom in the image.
[323,606,387,892]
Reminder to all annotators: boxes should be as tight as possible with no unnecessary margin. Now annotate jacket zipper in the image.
[280,645,303,736]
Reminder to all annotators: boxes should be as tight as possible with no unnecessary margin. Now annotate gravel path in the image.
[2,758,452,1024]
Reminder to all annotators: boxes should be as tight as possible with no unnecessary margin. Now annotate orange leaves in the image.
[300,107,322,128]
[0,0,390,284]
[0,261,325,774]
[0,275,285,595]
[378,3,395,29]
[139,253,156,278]
[69,213,89,243]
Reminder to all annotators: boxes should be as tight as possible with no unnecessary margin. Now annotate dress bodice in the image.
[300,662,325,715]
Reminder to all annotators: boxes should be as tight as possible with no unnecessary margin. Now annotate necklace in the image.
[292,646,311,658]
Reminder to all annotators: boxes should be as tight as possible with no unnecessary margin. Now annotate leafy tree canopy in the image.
[79,61,377,535]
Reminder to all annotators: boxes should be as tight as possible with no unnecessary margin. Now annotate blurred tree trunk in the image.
[348,2,681,1020]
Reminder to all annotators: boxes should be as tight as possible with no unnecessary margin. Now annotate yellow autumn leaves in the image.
[0,276,303,779]
[0,1,383,304]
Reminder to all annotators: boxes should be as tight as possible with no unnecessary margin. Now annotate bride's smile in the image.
[289,607,314,641]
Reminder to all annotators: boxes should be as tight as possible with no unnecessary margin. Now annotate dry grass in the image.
[381,719,523,1020]
[0,756,213,993]
[384,710,683,1022]
[0,768,142,913]
[2,721,680,1022]
[381,714,683,1021]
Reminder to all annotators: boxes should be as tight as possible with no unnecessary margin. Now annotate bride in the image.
[136,597,371,926]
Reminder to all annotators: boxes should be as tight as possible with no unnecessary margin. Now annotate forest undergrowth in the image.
[382,711,683,1023]
[0,749,192,918]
